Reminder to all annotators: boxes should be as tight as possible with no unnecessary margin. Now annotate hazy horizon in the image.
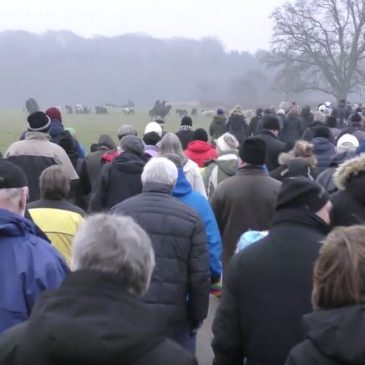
[1,0,286,52]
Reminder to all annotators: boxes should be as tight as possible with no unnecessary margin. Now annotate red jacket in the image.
[184,140,217,167]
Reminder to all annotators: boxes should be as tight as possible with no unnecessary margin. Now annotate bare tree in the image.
[269,0,365,100]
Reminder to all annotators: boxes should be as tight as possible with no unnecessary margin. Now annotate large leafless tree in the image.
[270,0,365,100]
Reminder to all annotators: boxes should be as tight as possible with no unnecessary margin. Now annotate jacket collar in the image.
[142,182,173,194]
[25,131,51,141]
[273,208,331,235]
[236,165,267,176]
[260,129,277,139]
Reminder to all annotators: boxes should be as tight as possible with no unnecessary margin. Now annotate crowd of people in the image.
[0,100,365,364]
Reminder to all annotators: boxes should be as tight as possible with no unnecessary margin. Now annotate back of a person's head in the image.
[27,111,51,134]
[292,140,314,158]
[46,107,62,123]
[40,165,70,200]
[0,160,28,216]
[160,153,183,169]
[141,157,178,187]
[193,128,208,142]
[120,135,145,157]
[158,133,185,159]
[98,134,116,150]
[239,137,266,166]
[313,126,332,140]
[143,132,161,146]
[144,122,162,138]
[58,131,76,154]
[216,133,239,154]
[350,112,363,124]
[262,115,280,131]
[337,134,360,154]
[72,214,155,297]
[181,116,193,127]
[312,225,365,309]
[117,125,137,140]
[287,104,301,116]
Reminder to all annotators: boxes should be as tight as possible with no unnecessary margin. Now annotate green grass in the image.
[0,108,212,153]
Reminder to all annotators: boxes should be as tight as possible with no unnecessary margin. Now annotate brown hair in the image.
[39,165,70,200]
[292,140,314,158]
[312,226,365,309]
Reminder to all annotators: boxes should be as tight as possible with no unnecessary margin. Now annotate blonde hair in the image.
[312,225,365,309]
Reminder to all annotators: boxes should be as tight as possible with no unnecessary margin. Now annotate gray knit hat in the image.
[117,124,137,140]
[120,135,145,157]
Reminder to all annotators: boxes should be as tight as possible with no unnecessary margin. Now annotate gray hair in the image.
[40,165,70,200]
[72,214,155,297]
[158,133,187,164]
[141,157,178,186]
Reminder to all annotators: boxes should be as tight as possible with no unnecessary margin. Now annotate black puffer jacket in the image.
[176,127,194,150]
[212,209,331,365]
[226,114,248,144]
[112,183,210,329]
[0,270,197,365]
[285,305,365,365]
[89,151,145,212]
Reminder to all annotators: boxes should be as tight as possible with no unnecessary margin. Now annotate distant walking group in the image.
[0,100,365,365]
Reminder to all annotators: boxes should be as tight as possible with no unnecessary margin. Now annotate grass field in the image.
[0,108,212,153]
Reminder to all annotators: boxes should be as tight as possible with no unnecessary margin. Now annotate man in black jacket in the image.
[89,135,146,212]
[0,214,197,365]
[256,115,286,171]
[112,157,210,352]
[212,177,333,365]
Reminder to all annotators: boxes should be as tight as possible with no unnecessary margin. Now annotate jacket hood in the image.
[211,153,238,176]
[0,208,50,242]
[312,137,336,153]
[212,114,226,123]
[334,154,365,190]
[173,168,192,197]
[112,151,145,173]
[304,305,365,364]
[186,140,214,153]
[19,270,166,364]
[330,150,355,167]
[278,151,317,167]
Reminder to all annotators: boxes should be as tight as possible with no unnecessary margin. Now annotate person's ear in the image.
[19,187,28,216]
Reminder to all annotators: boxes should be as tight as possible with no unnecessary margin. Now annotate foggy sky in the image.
[2,0,286,52]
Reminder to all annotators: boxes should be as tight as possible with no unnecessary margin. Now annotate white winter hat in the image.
[276,109,286,115]
[216,132,239,153]
[337,133,360,153]
[144,122,162,137]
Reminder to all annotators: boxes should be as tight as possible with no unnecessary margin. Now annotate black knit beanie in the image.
[239,137,266,165]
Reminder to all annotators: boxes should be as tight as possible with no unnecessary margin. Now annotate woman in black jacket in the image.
[286,225,365,365]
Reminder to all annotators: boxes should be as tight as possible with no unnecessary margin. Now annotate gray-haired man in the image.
[112,157,210,353]
[0,214,197,365]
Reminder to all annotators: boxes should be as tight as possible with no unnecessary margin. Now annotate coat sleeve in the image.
[202,199,222,280]
[187,217,210,324]
[88,164,111,213]
[212,255,244,365]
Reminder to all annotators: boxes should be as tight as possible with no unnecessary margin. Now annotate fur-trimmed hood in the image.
[334,154,365,190]
[278,151,317,167]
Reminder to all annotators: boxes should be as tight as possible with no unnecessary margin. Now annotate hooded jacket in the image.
[210,165,281,268]
[331,154,365,226]
[203,152,238,198]
[0,209,69,334]
[89,151,145,212]
[271,151,318,182]
[286,305,365,365]
[49,119,64,142]
[173,168,222,280]
[112,183,210,330]
[0,270,197,365]
[212,209,331,365]
[315,151,355,194]
[312,137,336,173]
[184,140,217,168]
[209,115,227,141]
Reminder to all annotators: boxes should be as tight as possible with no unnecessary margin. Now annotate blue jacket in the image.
[0,209,69,333]
[173,168,222,279]
[49,119,64,143]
